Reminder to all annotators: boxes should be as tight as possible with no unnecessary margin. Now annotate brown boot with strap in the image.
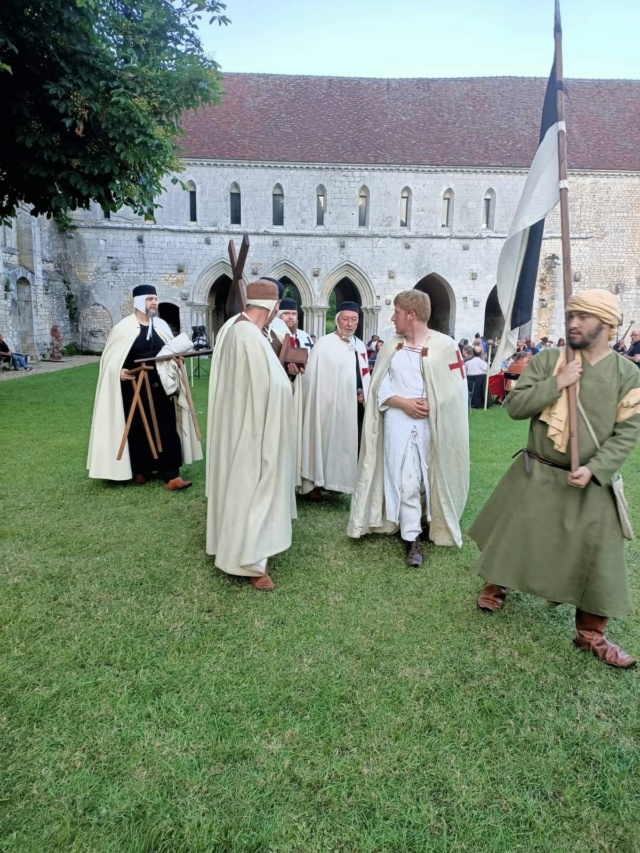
[477,583,509,613]
[574,609,636,669]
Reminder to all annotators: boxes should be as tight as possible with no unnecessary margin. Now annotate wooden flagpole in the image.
[554,0,580,471]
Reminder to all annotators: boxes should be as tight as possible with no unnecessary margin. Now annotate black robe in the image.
[121,326,183,478]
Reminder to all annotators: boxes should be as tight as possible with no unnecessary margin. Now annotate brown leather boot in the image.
[477,583,509,613]
[405,537,423,567]
[250,574,275,590]
[574,609,637,669]
[165,477,192,491]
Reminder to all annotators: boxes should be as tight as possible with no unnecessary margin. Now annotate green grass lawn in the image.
[1,366,639,853]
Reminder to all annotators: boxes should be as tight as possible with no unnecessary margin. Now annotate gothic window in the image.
[358,186,369,227]
[272,184,284,226]
[482,189,496,230]
[230,183,241,225]
[441,188,454,228]
[187,181,197,222]
[400,187,412,228]
[103,209,110,220]
[316,185,326,226]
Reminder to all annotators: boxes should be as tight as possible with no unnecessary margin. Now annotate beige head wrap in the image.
[245,279,279,312]
[566,289,622,341]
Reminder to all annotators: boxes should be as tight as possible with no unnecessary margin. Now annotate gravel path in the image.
[0,355,100,382]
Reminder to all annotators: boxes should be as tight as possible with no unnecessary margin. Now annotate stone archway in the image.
[81,303,113,352]
[414,273,455,336]
[280,276,305,330]
[327,278,363,339]
[317,262,379,342]
[483,286,502,341]
[158,302,180,336]
[207,275,233,341]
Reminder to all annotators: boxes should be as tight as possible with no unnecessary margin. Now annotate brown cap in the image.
[246,279,279,301]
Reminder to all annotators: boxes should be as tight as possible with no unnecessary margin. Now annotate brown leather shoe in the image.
[250,574,275,590]
[133,474,147,485]
[165,477,192,491]
[405,537,423,567]
[574,609,637,669]
[477,583,509,613]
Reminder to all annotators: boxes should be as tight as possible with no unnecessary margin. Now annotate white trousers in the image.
[399,432,425,543]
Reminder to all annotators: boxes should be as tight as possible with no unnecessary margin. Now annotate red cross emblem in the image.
[449,349,466,379]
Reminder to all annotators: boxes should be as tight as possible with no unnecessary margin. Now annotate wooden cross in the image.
[448,348,466,379]
[225,234,250,317]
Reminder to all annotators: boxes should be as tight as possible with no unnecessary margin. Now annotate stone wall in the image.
[6,163,640,351]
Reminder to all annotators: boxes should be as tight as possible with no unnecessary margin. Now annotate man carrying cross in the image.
[348,290,469,567]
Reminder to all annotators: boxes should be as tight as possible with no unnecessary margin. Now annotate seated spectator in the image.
[465,349,488,376]
[462,345,474,362]
[556,337,565,348]
[0,334,32,371]
[366,334,380,358]
[370,339,385,370]
[523,336,540,354]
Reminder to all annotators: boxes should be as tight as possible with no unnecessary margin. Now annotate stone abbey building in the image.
[2,73,640,356]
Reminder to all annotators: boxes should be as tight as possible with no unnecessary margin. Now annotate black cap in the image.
[132,284,157,297]
[280,297,298,311]
[337,301,360,314]
[261,277,284,299]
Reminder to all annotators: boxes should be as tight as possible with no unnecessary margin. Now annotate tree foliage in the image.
[0,0,229,224]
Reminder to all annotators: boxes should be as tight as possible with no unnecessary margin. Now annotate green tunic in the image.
[469,349,640,617]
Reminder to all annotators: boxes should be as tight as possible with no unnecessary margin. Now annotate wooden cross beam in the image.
[225,234,250,317]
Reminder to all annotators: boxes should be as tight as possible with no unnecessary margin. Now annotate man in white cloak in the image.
[347,290,469,566]
[279,296,314,490]
[87,284,202,489]
[300,302,371,498]
[205,280,296,590]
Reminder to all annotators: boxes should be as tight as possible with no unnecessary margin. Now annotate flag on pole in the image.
[491,54,562,372]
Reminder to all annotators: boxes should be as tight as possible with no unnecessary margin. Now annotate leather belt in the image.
[513,448,570,475]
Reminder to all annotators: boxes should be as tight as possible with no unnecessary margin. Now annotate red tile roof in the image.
[180,74,640,172]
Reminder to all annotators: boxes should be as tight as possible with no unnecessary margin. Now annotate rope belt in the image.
[513,448,570,475]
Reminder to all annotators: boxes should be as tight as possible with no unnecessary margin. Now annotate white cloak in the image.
[347,333,469,547]
[205,319,296,574]
[87,314,202,481]
[300,332,371,495]
[289,329,314,489]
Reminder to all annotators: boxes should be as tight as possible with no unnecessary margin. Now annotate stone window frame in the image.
[358,185,370,228]
[400,186,412,229]
[272,183,284,227]
[316,184,327,227]
[482,188,496,230]
[230,182,241,225]
[441,188,454,228]
[187,180,197,223]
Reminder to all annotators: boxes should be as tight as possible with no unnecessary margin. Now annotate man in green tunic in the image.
[470,289,640,669]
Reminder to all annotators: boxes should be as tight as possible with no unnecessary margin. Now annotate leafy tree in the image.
[0,0,229,225]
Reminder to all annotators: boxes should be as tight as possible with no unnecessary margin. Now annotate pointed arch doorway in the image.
[207,275,233,340]
[414,274,455,336]
[327,277,363,339]
[280,276,305,330]
[158,303,180,336]
[483,286,502,341]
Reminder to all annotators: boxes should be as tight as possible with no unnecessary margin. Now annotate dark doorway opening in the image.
[327,277,363,339]
[414,274,452,335]
[207,275,233,341]
[158,302,180,336]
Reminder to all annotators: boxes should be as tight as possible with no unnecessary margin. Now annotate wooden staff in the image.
[117,366,158,461]
[555,0,580,472]
[619,320,635,345]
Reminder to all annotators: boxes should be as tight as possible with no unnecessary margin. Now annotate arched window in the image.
[187,181,197,222]
[230,182,241,225]
[316,185,326,227]
[400,187,412,228]
[482,189,496,230]
[441,188,454,228]
[272,184,284,226]
[358,186,369,228]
